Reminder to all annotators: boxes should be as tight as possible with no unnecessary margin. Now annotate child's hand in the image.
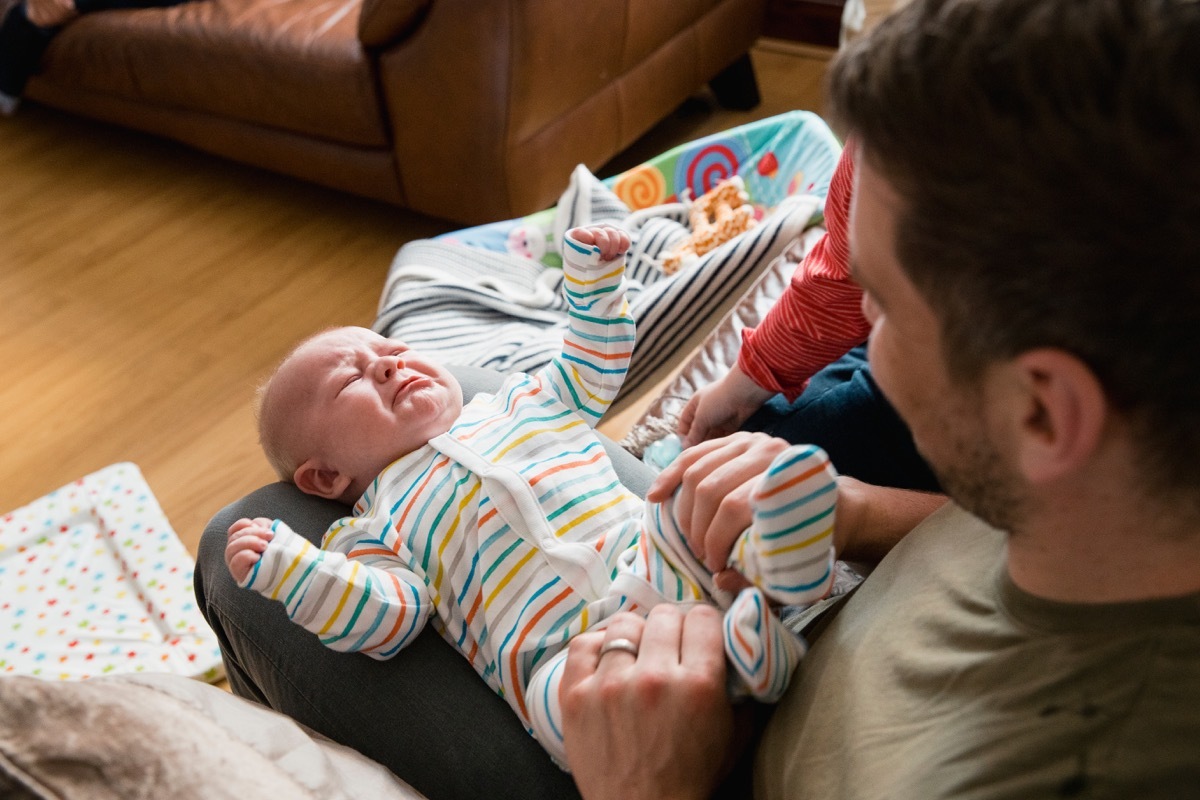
[225,517,275,583]
[568,224,630,263]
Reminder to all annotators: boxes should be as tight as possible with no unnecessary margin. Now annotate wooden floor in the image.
[0,41,830,558]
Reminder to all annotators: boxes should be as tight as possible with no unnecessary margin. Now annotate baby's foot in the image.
[724,585,807,702]
[734,444,837,606]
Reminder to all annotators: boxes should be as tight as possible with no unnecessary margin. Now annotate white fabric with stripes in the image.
[527,443,838,766]
[375,165,820,407]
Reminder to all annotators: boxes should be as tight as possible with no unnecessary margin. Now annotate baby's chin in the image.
[409,378,461,408]
[407,385,463,427]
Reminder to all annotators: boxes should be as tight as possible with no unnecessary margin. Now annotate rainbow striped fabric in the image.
[244,233,643,717]
[242,233,837,766]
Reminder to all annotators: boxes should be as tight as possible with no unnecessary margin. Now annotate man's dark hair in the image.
[828,0,1200,502]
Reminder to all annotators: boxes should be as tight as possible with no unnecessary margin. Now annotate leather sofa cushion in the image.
[357,0,428,48]
[41,0,388,148]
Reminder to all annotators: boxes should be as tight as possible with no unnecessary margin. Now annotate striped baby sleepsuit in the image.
[241,232,838,767]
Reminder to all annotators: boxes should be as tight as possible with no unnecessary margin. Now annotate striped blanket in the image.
[374,165,821,412]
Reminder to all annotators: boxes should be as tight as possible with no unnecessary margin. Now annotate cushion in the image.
[39,0,388,147]
[357,0,428,47]
[0,672,424,799]
[0,462,223,683]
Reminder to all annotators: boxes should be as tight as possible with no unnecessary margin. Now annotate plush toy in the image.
[662,176,757,274]
[506,222,550,261]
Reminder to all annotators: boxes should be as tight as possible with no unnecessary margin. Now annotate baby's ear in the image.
[294,458,353,500]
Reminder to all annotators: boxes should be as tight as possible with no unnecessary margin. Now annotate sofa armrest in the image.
[358,0,430,48]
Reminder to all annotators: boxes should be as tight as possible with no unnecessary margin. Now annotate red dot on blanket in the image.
[757,152,779,178]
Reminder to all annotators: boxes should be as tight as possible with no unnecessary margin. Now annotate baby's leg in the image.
[634,469,809,704]
[526,502,709,774]
[721,447,835,703]
[731,443,837,606]
[526,649,572,769]
[724,586,808,702]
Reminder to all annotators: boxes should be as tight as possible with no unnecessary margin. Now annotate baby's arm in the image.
[225,515,433,659]
[538,224,636,424]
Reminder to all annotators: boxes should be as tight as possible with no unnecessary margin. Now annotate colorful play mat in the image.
[0,463,223,682]
[438,110,841,265]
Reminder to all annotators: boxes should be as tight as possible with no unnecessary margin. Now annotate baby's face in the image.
[280,327,463,494]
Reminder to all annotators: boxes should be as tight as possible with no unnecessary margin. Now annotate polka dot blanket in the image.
[0,463,223,682]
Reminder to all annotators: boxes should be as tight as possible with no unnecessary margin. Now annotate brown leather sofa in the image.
[18,0,767,223]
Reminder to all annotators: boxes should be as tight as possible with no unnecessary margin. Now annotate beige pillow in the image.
[0,673,425,800]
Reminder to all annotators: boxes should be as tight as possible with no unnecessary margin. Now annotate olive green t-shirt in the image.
[755,504,1200,799]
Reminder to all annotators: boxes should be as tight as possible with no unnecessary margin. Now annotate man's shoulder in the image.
[867,501,1005,588]
[757,504,1200,800]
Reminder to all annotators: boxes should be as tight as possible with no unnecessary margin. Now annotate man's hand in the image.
[26,0,78,27]
[677,366,775,448]
[648,431,791,575]
[561,606,735,800]
[568,224,630,264]
[225,517,275,583]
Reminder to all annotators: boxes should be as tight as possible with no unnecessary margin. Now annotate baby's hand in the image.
[225,517,275,584]
[568,224,630,263]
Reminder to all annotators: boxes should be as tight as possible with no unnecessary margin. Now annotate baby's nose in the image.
[373,355,403,381]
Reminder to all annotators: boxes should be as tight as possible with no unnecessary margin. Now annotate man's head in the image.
[258,326,463,503]
[830,0,1200,525]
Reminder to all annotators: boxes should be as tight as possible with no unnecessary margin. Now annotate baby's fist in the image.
[225,517,274,584]
[568,224,630,263]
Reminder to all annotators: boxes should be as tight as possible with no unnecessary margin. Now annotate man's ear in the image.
[294,458,353,500]
[1009,349,1108,484]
